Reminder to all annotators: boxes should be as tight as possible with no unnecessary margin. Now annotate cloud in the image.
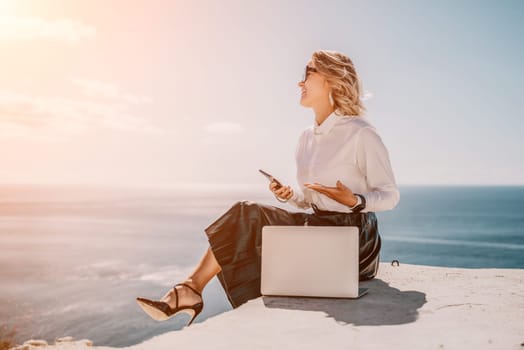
[0,15,95,44]
[204,121,245,135]
[71,260,191,286]
[70,77,153,105]
[0,89,163,138]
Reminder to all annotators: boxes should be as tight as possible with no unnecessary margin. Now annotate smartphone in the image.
[259,169,283,190]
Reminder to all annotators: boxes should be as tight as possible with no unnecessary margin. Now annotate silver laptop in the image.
[261,225,368,298]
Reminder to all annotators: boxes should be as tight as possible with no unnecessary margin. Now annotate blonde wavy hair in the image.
[311,50,366,117]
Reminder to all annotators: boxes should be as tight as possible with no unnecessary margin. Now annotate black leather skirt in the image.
[204,200,381,309]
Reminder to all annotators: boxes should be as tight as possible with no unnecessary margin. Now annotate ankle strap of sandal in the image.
[175,282,202,297]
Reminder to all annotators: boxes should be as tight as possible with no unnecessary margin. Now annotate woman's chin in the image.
[299,97,311,107]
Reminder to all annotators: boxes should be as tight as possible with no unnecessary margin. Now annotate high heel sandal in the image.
[136,282,204,326]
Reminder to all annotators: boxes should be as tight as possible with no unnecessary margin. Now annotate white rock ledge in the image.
[11,263,524,350]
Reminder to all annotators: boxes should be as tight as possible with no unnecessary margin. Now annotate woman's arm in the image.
[269,182,310,209]
[287,189,311,209]
[355,126,400,212]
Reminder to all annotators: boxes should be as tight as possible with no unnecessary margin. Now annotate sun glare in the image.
[0,0,17,17]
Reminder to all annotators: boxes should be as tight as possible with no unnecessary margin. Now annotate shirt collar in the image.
[313,110,341,135]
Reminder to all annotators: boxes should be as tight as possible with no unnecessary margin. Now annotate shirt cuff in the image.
[349,194,362,209]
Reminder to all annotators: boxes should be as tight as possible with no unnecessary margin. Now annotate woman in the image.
[136,49,400,327]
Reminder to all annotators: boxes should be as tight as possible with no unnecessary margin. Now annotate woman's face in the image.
[298,59,330,108]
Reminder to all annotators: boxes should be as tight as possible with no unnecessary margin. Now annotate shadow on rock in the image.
[261,279,426,326]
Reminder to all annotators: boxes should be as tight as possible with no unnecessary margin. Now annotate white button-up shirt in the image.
[288,111,400,213]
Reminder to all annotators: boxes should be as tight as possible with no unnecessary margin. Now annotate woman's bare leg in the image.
[160,245,222,308]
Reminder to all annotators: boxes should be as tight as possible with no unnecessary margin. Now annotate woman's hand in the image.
[269,181,294,201]
[304,180,358,207]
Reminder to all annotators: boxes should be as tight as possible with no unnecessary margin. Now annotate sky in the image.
[0,0,523,187]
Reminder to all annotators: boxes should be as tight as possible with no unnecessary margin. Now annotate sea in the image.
[0,184,523,347]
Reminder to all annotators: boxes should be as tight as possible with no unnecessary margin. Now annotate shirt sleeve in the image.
[356,126,400,212]
[287,188,311,209]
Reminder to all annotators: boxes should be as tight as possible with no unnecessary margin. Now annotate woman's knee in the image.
[231,200,263,212]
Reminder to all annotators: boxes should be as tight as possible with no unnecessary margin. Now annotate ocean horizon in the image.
[1,184,523,347]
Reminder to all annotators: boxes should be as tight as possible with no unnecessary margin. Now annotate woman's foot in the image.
[136,280,204,325]
[159,280,203,309]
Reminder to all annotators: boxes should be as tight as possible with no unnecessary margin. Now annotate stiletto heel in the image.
[136,282,204,326]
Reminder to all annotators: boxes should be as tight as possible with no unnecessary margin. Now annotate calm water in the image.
[0,184,523,347]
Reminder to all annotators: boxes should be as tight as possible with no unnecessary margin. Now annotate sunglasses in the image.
[302,65,318,82]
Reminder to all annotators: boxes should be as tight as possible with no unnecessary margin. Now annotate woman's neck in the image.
[314,105,335,126]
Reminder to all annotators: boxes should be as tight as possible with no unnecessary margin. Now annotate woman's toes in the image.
[160,288,177,308]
